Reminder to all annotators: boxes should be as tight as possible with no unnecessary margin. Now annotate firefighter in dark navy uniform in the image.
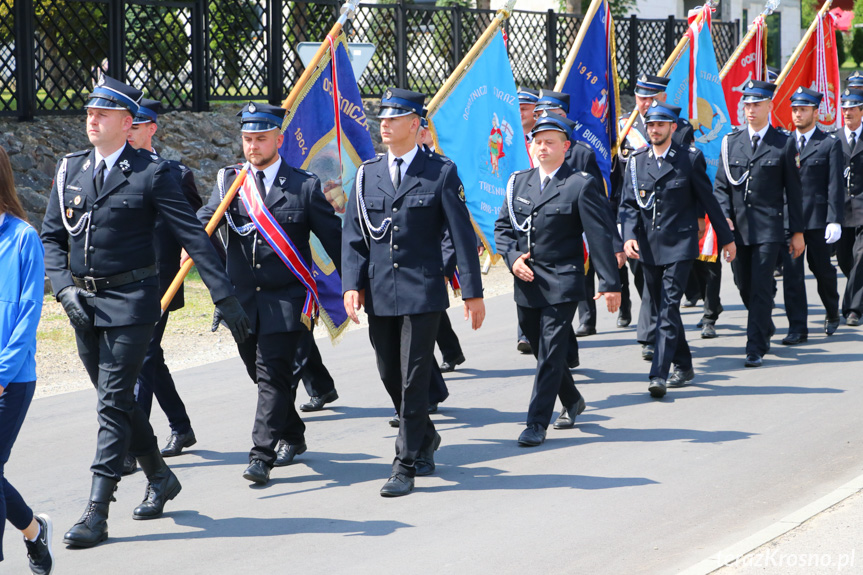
[779,87,844,344]
[198,102,343,484]
[342,88,485,497]
[123,98,202,471]
[713,80,805,367]
[495,113,621,446]
[620,101,735,398]
[835,86,863,326]
[40,76,250,548]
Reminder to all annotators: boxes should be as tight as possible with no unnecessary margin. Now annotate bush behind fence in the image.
[0,0,739,120]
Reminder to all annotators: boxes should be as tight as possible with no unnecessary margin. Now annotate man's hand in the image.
[180,248,191,267]
[623,239,640,260]
[57,286,94,330]
[463,298,485,330]
[697,217,706,240]
[789,232,805,259]
[726,218,735,232]
[615,251,627,269]
[594,291,621,313]
[512,252,534,282]
[722,241,737,263]
[344,289,365,324]
[214,295,252,343]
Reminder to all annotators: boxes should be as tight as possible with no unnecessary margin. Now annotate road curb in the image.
[679,474,863,574]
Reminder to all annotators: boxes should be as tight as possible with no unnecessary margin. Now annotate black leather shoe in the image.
[517,423,547,446]
[160,430,197,457]
[781,333,808,345]
[641,344,654,361]
[617,303,632,327]
[667,367,694,388]
[415,432,442,476]
[274,441,307,467]
[846,312,860,326]
[439,354,465,372]
[428,403,438,414]
[133,450,182,520]
[517,339,532,354]
[553,396,586,429]
[63,476,116,548]
[701,323,717,339]
[744,354,762,367]
[696,318,704,329]
[682,298,698,308]
[121,453,138,476]
[300,389,339,412]
[648,377,667,398]
[380,473,414,497]
[388,412,400,428]
[575,324,596,337]
[242,459,271,485]
[825,316,841,335]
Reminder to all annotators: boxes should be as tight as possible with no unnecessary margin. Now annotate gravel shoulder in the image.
[35,258,514,399]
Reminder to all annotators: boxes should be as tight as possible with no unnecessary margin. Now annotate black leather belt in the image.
[73,265,158,293]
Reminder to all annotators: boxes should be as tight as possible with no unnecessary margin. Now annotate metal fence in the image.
[1,0,739,120]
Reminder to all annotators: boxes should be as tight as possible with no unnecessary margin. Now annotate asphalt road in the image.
[5,270,863,574]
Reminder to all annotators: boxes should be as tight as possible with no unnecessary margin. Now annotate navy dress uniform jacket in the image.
[341,150,483,316]
[836,130,863,228]
[796,129,844,230]
[156,158,203,312]
[41,143,234,326]
[714,126,804,245]
[620,142,733,265]
[198,161,342,335]
[494,161,621,309]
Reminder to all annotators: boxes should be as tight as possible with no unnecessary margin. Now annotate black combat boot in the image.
[63,475,117,548]
[133,449,182,520]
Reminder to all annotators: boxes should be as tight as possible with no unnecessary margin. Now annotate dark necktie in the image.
[541,175,550,192]
[656,156,663,169]
[751,134,760,154]
[851,131,858,154]
[94,160,106,195]
[798,135,806,153]
[393,157,403,190]
[255,170,267,200]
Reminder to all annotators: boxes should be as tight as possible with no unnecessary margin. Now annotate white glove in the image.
[825,223,842,244]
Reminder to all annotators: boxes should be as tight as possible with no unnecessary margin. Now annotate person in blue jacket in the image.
[0,145,54,574]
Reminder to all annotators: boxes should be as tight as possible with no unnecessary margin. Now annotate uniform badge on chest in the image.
[66,208,74,218]
[640,189,647,198]
[74,195,82,206]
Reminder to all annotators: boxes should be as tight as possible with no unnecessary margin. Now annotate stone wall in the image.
[0,100,384,231]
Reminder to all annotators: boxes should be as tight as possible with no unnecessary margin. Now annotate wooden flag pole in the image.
[554,0,604,91]
[719,0,780,81]
[774,0,833,88]
[160,0,362,312]
[618,0,717,145]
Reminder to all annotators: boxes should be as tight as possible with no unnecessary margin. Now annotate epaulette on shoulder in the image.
[778,127,791,135]
[64,149,89,159]
[631,146,649,157]
[134,148,161,163]
[575,140,592,151]
[363,154,385,166]
[427,152,453,165]
[291,166,316,178]
[222,163,243,173]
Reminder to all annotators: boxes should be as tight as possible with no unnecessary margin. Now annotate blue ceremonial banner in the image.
[558,0,621,196]
[665,6,731,183]
[427,30,530,258]
[280,33,376,340]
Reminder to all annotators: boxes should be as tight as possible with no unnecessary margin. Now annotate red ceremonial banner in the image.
[772,12,841,132]
[721,16,766,127]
